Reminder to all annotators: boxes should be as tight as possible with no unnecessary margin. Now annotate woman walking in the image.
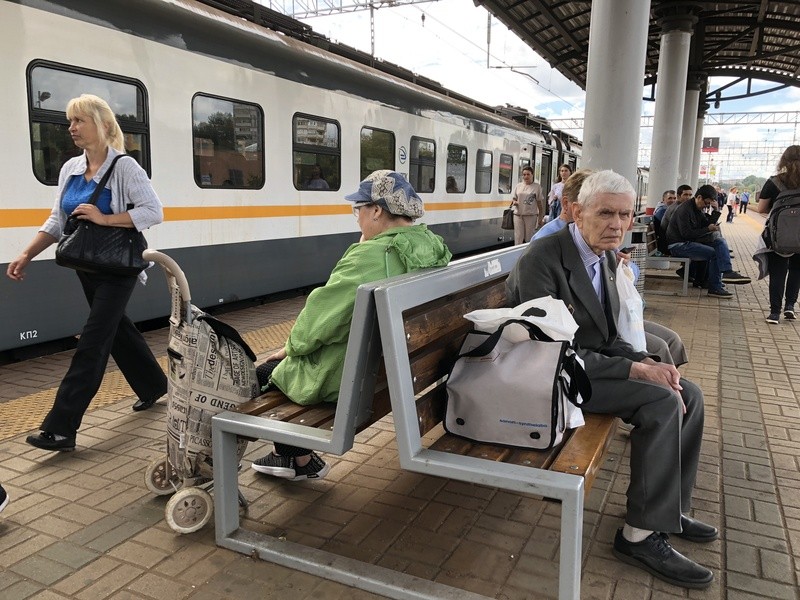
[757,145,800,324]
[7,94,167,451]
[547,164,572,222]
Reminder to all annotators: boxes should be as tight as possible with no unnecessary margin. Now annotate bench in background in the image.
[644,223,693,296]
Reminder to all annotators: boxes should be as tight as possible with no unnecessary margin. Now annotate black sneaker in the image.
[721,270,750,284]
[291,452,330,481]
[613,530,714,589]
[766,313,780,324]
[708,288,733,298]
[0,484,8,514]
[25,431,76,452]
[675,266,685,279]
[251,452,295,478]
[784,307,796,321]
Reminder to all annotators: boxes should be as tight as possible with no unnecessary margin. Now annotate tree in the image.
[193,112,235,151]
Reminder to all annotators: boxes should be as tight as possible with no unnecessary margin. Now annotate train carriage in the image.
[0,0,581,352]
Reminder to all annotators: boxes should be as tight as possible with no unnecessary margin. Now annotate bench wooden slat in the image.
[403,280,507,355]
[548,413,618,493]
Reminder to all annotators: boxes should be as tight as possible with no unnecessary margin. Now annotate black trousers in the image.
[41,271,167,437]
[767,252,800,314]
[256,358,310,457]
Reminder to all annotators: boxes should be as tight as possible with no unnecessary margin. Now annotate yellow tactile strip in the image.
[0,320,294,441]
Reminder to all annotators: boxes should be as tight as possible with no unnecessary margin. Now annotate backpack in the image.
[763,176,800,255]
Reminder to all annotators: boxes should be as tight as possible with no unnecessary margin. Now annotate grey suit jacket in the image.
[506,226,652,380]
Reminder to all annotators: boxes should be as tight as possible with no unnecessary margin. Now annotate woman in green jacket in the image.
[252,170,452,480]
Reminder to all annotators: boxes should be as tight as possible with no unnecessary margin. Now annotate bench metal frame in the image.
[645,254,693,296]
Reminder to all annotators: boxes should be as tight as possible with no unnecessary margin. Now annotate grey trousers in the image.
[644,320,688,366]
[582,376,704,533]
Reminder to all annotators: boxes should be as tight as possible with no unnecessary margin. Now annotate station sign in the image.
[702,137,720,153]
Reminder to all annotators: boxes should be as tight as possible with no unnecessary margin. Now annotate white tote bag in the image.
[615,262,647,352]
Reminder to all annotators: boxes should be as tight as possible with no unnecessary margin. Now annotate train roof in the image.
[188,0,558,140]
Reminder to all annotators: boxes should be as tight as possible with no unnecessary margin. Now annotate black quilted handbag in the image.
[55,155,149,277]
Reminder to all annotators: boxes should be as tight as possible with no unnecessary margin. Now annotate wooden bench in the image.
[644,222,693,296]
[212,245,617,600]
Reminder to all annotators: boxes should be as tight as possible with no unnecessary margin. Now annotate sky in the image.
[257,0,799,179]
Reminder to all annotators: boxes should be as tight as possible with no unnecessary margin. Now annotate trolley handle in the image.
[143,249,194,324]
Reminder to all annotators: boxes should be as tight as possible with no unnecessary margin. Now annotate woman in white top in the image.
[7,94,167,452]
[511,166,544,244]
[547,164,572,222]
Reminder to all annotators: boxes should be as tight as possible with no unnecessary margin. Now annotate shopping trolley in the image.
[142,250,257,533]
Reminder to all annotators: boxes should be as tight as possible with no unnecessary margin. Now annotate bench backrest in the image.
[374,245,527,461]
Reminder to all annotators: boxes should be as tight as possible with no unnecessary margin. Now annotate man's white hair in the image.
[575,170,635,208]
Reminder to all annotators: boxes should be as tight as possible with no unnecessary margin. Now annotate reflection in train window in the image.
[410,137,436,193]
[193,94,264,189]
[27,61,150,184]
[498,153,513,194]
[360,127,395,180]
[293,113,340,191]
[475,150,492,194]
[446,144,467,193]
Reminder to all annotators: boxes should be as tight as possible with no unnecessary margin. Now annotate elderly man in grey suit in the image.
[506,170,716,590]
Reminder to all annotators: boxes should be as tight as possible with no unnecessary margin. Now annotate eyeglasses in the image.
[352,203,374,217]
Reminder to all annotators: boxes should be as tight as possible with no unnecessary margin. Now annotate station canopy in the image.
[475,1,800,101]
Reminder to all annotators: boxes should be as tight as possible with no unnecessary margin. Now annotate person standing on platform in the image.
[547,164,572,222]
[6,94,167,452]
[756,145,800,324]
[507,170,716,590]
[511,166,544,244]
[739,190,750,213]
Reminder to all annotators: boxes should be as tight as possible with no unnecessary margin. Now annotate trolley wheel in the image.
[145,458,179,496]
[165,487,213,534]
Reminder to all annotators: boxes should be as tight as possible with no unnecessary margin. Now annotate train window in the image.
[446,144,467,193]
[498,153,513,194]
[409,137,436,193]
[360,127,395,180]
[475,150,492,194]
[193,94,264,189]
[293,114,340,191]
[27,61,149,184]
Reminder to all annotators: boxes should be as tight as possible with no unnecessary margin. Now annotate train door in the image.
[539,149,553,198]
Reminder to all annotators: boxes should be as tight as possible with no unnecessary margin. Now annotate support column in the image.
[582,0,650,186]
[690,79,708,189]
[647,11,698,212]
[678,75,702,186]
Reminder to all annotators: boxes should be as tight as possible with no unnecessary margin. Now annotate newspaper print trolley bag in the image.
[142,250,259,534]
[445,298,591,450]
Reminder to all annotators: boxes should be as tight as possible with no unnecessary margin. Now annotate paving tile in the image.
[9,554,76,586]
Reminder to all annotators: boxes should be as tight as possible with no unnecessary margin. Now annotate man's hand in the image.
[630,358,686,413]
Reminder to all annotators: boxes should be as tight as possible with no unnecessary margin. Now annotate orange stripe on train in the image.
[0,201,507,227]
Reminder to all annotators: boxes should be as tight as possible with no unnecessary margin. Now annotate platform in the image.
[0,210,798,600]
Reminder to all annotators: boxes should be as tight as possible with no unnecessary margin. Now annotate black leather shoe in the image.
[675,515,719,543]
[25,431,76,452]
[613,529,714,589]
[132,397,159,412]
